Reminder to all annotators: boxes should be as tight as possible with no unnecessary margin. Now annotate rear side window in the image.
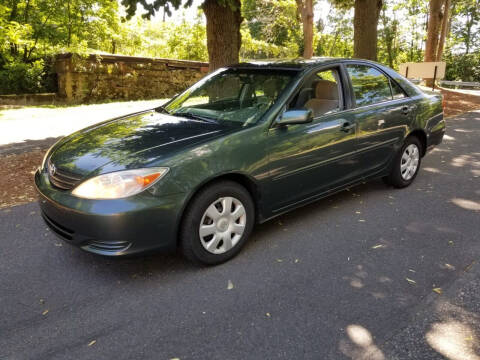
[346,64,392,106]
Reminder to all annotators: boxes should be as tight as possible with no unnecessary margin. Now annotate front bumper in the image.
[35,169,187,256]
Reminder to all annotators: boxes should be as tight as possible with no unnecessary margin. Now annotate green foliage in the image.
[315,7,353,58]
[444,52,480,82]
[450,0,480,54]
[0,0,479,95]
[240,27,299,59]
[112,14,208,61]
[242,0,302,50]
[0,59,53,94]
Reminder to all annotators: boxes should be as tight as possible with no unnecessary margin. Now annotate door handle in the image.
[402,106,410,115]
[340,122,356,133]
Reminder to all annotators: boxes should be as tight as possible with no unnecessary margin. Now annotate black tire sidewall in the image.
[389,136,422,188]
[180,181,255,265]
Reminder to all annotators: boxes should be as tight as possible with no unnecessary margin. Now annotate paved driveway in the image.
[1,111,479,360]
[0,99,165,147]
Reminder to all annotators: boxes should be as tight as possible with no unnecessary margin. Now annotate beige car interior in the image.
[304,79,340,117]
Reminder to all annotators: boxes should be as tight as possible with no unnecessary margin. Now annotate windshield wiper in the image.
[175,112,218,124]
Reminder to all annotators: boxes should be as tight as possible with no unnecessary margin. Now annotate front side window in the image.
[164,69,297,126]
[346,64,393,107]
[291,67,343,118]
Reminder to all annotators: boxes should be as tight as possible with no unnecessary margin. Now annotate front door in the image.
[265,66,359,212]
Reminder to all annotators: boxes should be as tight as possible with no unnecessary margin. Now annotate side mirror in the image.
[276,109,313,126]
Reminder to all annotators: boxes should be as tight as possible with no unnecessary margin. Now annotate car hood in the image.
[49,110,236,176]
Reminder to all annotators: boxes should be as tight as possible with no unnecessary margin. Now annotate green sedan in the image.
[35,58,445,265]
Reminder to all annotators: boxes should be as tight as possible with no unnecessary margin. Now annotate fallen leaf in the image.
[433,288,442,294]
[294,259,299,263]
[371,244,384,249]
[464,261,476,272]
[276,259,283,263]
[42,310,49,315]
[448,240,454,245]
[406,278,416,284]
[355,211,361,214]
[444,263,455,270]
[227,280,234,290]
[87,340,96,347]
[266,312,271,317]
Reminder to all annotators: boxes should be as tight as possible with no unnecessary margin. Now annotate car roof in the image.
[228,57,422,97]
[229,57,380,71]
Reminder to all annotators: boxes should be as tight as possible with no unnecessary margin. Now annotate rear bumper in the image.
[427,115,446,152]
[35,169,187,256]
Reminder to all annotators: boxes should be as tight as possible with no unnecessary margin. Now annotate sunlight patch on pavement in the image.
[339,324,385,360]
[451,198,480,211]
[0,99,166,145]
[426,321,480,360]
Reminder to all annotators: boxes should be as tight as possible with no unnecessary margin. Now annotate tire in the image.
[386,136,423,188]
[180,180,255,265]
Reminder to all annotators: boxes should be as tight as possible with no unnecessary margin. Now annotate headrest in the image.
[314,80,339,100]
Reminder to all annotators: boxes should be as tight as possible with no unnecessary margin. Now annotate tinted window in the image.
[291,68,342,117]
[346,64,392,106]
[391,80,406,99]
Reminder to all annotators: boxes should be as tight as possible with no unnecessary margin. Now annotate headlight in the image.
[72,168,169,199]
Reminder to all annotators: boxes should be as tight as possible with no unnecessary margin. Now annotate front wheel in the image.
[180,181,255,265]
[386,136,422,188]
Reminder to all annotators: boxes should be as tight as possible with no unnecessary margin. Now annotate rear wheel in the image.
[180,181,255,265]
[386,136,422,188]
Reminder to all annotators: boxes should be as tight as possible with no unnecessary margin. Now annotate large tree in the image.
[424,0,444,63]
[296,0,314,58]
[331,0,382,61]
[121,0,242,71]
[424,0,452,86]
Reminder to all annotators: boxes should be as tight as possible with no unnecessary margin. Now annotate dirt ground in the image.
[441,87,480,117]
[0,150,44,208]
[1,88,479,209]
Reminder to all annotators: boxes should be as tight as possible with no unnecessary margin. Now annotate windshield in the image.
[164,68,298,126]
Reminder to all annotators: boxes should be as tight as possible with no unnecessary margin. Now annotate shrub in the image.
[444,52,480,82]
[0,59,57,95]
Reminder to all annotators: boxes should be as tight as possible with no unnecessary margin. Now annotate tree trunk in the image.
[353,0,382,60]
[425,0,443,62]
[297,0,314,58]
[436,0,450,61]
[424,0,444,86]
[202,0,242,72]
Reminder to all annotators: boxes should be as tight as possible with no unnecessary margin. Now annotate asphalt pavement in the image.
[1,111,479,360]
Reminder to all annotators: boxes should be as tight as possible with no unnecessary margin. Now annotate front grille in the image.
[48,159,82,190]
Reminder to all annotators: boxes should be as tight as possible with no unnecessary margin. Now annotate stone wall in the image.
[56,53,209,103]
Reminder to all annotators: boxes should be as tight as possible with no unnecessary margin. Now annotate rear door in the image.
[344,63,413,177]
